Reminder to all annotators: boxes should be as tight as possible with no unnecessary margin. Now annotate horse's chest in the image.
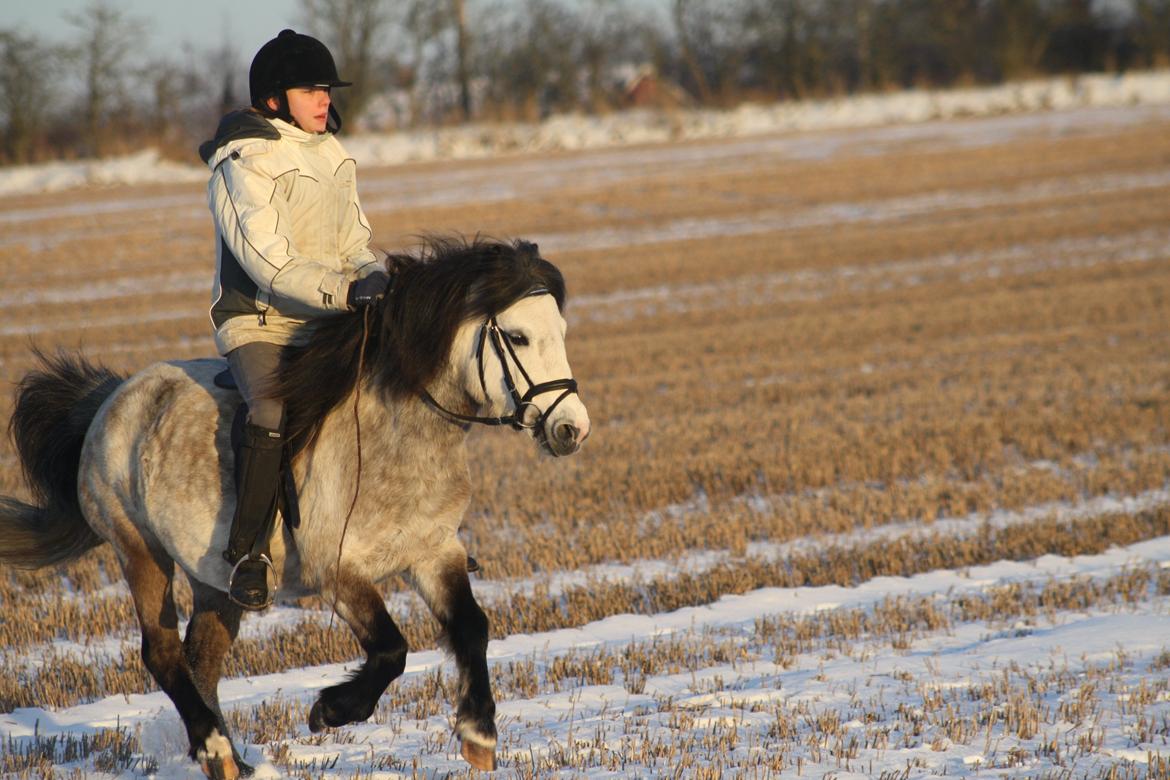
[373,517,457,568]
[384,475,470,557]
[289,427,472,580]
[296,469,470,579]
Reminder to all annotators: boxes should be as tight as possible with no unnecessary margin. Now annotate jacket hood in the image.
[198,110,281,165]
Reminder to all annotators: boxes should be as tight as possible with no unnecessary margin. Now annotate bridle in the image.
[421,292,579,445]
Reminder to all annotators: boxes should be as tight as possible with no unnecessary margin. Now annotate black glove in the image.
[346,272,391,310]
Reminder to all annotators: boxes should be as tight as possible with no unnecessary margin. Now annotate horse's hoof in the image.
[200,755,240,780]
[461,739,496,771]
[196,730,239,780]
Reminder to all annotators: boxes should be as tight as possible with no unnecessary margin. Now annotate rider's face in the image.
[268,86,331,133]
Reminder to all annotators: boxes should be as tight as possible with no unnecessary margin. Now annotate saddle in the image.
[215,368,301,529]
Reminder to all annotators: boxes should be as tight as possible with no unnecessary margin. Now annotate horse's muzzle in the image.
[545,416,590,457]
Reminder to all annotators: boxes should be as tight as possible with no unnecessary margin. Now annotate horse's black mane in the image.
[274,236,566,455]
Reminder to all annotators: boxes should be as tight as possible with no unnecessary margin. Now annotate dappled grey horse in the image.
[0,238,590,778]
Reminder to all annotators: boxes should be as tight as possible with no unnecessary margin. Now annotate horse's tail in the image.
[0,351,124,568]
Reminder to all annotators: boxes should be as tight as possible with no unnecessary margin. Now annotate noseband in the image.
[422,295,579,441]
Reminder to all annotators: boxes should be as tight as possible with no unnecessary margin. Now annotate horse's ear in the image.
[515,240,539,258]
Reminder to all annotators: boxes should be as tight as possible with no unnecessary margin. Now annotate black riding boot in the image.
[223,422,284,610]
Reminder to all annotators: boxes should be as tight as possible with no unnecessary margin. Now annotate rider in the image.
[199,29,390,610]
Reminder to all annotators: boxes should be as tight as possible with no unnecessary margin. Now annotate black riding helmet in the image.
[249,29,351,130]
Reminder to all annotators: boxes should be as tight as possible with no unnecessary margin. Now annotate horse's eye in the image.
[507,332,529,347]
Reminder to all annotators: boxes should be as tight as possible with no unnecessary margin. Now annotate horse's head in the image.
[460,291,590,456]
[280,237,591,457]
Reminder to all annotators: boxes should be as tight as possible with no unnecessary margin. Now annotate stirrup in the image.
[227,553,276,610]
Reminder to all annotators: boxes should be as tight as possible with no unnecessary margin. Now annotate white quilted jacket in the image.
[204,113,380,354]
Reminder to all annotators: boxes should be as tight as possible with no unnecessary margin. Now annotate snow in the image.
[3,71,1170,200]
[0,150,205,198]
[4,488,1170,775]
[4,536,1170,775]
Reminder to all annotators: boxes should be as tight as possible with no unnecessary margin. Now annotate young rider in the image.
[199,29,389,610]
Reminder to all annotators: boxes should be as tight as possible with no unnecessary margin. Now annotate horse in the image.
[0,237,590,778]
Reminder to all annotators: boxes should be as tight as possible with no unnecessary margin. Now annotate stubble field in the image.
[2,104,1170,778]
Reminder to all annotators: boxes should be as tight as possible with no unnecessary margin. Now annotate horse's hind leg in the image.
[118,534,239,779]
[186,581,253,777]
[308,572,408,732]
[409,542,497,771]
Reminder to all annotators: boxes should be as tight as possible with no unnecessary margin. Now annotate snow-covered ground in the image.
[3,506,1169,777]
[3,472,1170,776]
[2,70,1170,199]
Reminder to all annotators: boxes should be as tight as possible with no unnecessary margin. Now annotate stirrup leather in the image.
[227,553,276,610]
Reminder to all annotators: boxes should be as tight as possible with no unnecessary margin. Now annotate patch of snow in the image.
[0,150,204,198]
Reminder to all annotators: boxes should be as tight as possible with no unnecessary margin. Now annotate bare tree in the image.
[204,22,245,117]
[577,0,656,112]
[672,0,713,103]
[453,0,472,121]
[300,0,392,124]
[471,0,591,120]
[1132,0,1170,68]
[0,30,59,163]
[970,0,1045,80]
[1043,0,1112,73]
[65,1,145,156]
[673,0,759,104]
[376,0,454,126]
[138,45,214,154]
[739,0,815,98]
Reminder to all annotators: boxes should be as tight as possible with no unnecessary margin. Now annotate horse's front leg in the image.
[309,572,408,731]
[409,541,497,771]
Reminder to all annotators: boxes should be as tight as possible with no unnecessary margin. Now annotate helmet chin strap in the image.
[266,91,294,125]
[326,104,342,133]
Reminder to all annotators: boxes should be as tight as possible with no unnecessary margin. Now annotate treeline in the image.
[3,0,1169,165]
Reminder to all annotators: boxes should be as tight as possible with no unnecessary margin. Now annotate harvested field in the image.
[1,104,1170,777]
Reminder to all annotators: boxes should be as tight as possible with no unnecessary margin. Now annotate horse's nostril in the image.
[555,422,577,444]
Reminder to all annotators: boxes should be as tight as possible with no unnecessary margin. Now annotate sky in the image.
[1,0,304,66]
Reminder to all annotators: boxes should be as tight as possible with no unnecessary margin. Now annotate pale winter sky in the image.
[1,0,302,66]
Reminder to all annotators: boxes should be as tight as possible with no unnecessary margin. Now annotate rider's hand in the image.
[346,272,390,310]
